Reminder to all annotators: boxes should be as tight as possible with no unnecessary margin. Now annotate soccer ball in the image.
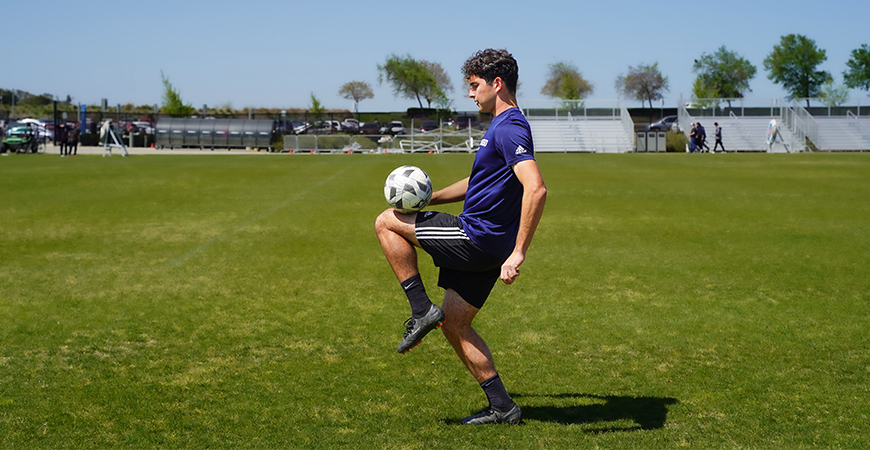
[384,165,432,214]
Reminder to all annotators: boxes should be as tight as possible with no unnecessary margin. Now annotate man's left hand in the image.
[500,251,525,285]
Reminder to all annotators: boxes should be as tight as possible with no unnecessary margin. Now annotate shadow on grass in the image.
[511,393,679,432]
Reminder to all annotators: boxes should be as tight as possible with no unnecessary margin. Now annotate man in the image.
[57,123,69,157]
[688,123,698,152]
[68,125,80,156]
[713,122,725,153]
[374,48,547,425]
[697,122,710,152]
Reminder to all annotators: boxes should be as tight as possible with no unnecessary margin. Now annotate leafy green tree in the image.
[614,62,668,108]
[542,61,593,108]
[690,78,720,109]
[819,78,850,107]
[692,46,757,107]
[843,44,870,94]
[420,60,453,109]
[377,54,439,109]
[338,81,374,116]
[309,93,325,120]
[160,70,196,117]
[763,34,830,107]
[18,93,53,106]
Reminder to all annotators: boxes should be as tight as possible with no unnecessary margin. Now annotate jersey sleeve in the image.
[495,115,535,166]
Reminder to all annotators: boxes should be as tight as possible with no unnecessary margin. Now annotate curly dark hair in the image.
[461,49,519,94]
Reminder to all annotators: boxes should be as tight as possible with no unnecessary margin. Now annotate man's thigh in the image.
[378,208,421,247]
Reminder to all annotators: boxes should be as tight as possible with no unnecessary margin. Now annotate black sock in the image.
[480,374,513,411]
[401,274,431,318]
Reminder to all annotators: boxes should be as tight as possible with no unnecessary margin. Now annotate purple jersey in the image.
[459,108,535,260]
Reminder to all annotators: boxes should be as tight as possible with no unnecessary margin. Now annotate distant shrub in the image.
[666,130,688,152]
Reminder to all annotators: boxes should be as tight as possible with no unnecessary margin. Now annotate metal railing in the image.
[772,98,801,152]
[788,100,820,151]
[620,102,634,146]
[521,99,627,119]
[522,99,634,153]
[282,130,484,154]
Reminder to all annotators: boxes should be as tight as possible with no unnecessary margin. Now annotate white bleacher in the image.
[718,115,803,153]
[524,98,868,153]
[679,100,804,153]
[529,117,633,153]
[812,116,870,151]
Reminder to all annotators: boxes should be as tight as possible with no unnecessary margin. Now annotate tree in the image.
[160,70,196,117]
[309,93,325,120]
[763,34,830,107]
[541,61,593,108]
[420,60,453,109]
[690,78,720,109]
[692,46,757,107]
[338,81,374,116]
[819,78,850,107]
[17,93,53,106]
[377,54,439,109]
[614,62,668,108]
[843,44,870,94]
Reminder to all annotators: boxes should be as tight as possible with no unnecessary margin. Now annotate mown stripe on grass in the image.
[159,164,355,270]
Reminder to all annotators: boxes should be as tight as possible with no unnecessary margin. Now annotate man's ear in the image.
[492,77,504,93]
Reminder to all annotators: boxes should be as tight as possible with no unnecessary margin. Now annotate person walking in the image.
[688,123,698,152]
[374,48,547,425]
[713,122,725,153]
[697,122,710,152]
[68,125,80,156]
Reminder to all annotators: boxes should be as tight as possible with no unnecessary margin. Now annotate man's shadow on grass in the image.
[445,393,678,431]
[512,393,679,432]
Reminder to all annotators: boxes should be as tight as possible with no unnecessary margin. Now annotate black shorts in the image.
[415,211,504,309]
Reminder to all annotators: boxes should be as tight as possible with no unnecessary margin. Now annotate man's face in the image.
[467,75,497,114]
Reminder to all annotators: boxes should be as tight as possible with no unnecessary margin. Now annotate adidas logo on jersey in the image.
[515,145,528,155]
[480,139,489,147]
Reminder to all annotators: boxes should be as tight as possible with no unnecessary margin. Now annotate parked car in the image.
[419,120,438,132]
[312,120,341,133]
[380,120,407,135]
[453,115,480,130]
[291,121,311,134]
[341,118,360,132]
[359,122,380,134]
[644,115,679,132]
[20,118,52,140]
[132,121,154,134]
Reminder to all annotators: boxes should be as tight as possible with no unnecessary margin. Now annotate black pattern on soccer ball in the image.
[384,165,432,214]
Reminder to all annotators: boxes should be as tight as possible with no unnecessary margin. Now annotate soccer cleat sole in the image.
[400,319,445,354]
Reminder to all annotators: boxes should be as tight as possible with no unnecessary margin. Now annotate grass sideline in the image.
[1,153,868,449]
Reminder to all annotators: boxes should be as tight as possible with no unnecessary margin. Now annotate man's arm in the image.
[501,159,547,285]
[428,177,469,206]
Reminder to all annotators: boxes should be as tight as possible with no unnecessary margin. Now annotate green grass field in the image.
[1,153,868,449]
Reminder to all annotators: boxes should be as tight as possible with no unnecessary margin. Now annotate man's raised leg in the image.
[375,209,444,353]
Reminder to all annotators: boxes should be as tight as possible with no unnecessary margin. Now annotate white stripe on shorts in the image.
[416,226,470,241]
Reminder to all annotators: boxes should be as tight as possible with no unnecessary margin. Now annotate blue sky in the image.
[5,0,868,112]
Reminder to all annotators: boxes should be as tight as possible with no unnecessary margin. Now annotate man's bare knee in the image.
[374,208,394,233]
[376,209,420,247]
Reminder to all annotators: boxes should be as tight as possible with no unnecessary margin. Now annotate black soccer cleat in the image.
[397,303,445,354]
[460,403,523,425]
